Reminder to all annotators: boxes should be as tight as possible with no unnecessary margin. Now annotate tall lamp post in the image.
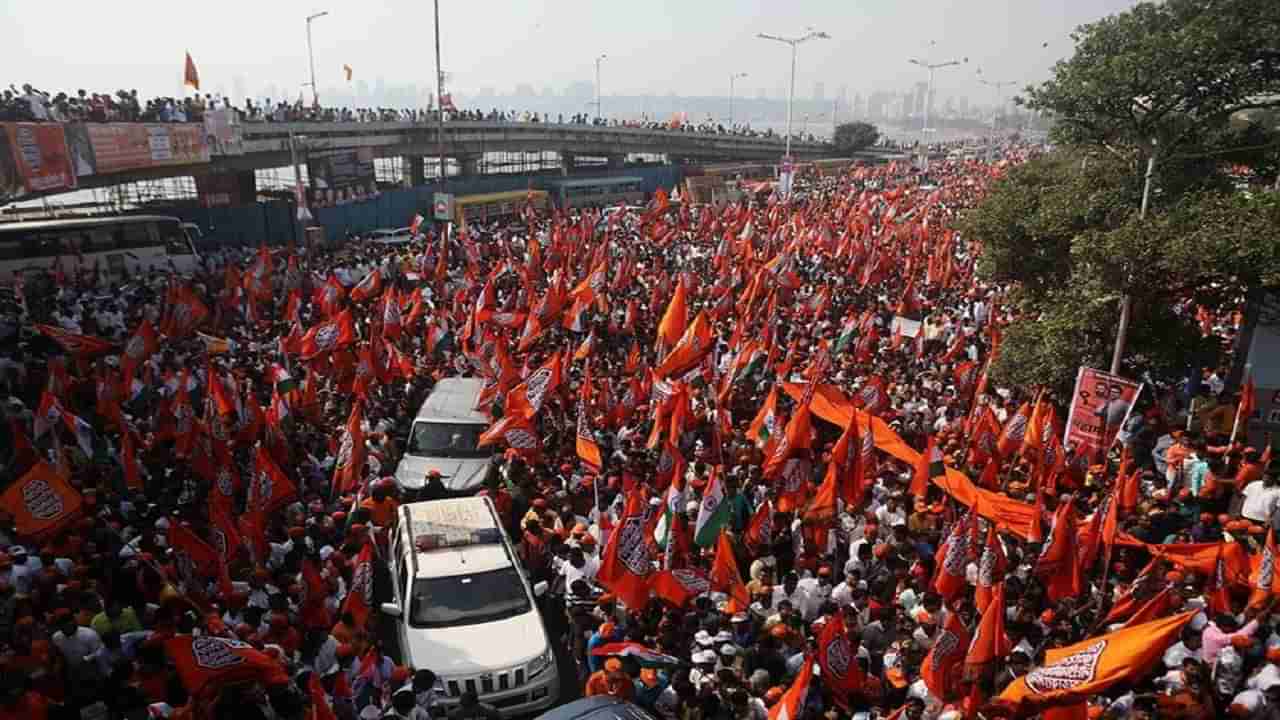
[433,0,446,187]
[728,72,748,128]
[908,42,965,171]
[976,68,1018,159]
[757,29,831,160]
[305,11,329,107]
[594,54,607,121]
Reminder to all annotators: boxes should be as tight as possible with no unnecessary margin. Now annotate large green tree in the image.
[832,122,880,155]
[965,0,1280,392]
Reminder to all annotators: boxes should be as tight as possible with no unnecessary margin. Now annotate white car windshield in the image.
[407,421,488,458]
[409,567,531,628]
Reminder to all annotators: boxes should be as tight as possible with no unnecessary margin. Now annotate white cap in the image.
[692,650,717,664]
[694,630,715,646]
[719,644,737,657]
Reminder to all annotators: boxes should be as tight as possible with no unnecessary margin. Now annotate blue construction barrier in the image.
[173,165,686,249]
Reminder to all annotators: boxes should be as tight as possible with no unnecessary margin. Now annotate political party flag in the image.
[167,522,221,583]
[477,413,542,457]
[251,446,299,516]
[974,525,1008,615]
[506,351,563,419]
[745,500,774,552]
[588,642,682,669]
[768,654,814,720]
[349,268,383,303]
[340,540,377,627]
[654,311,713,379]
[816,612,867,709]
[184,52,200,91]
[650,569,710,608]
[708,529,750,611]
[993,612,1196,716]
[32,323,115,356]
[121,320,159,378]
[1035,499,1083,602]
[332,402,366,495]
[0,461,83,539]
[576,399,603,474]
[933,506,975,604]
[921,610,971,701]
[597,490,656,611]
[997,401,1032,458]
[160,284,210,337]
[656,278,688,353]
[965,581,1012,682]
[300,309,357,359]
[694,468,732,547]
[166,635,290,698]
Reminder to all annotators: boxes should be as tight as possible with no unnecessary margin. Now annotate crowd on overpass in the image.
[1,83,828,146]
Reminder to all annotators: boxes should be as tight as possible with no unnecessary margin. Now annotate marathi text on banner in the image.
[1064,367,1143,457]
[86,123,210,174]
[0,122,77,197]
[203,109,244,156]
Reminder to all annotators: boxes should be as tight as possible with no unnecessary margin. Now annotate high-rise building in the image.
[958,95,969,117]
[813,81,825,102]
[838,84,849,105]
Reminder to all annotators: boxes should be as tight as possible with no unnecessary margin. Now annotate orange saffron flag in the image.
[921,610,971,701]
[654,311,714,380]
[768,654,814,720]
[965,581,1011,681]
[1,461,83,539]
[1034,499,1083,602]
[597,490,656,611]
[656,278,688,353]
[709,529,750,612]
[183,52,200,91]
[994,612,1196,716]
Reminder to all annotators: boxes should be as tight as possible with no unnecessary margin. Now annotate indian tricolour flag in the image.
[654,480,685,549]
[835,314,859,354]
[694,470,731,547]
[271,364,298,395]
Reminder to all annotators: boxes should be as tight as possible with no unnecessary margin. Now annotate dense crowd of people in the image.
[0,84,828,144]
[0,149,1275,720]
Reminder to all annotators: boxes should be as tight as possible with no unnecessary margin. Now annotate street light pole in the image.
[595,54,607,121]
[728,72,747,128]
[305,11,329,108]
[434,0,445,187]
[757,30,831,161]
[977,69,1018,160]
[908,44,965,172]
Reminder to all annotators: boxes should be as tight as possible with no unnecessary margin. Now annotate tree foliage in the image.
[832,122,880,155]
[968,151,1280,393]
[967,0,1280,392]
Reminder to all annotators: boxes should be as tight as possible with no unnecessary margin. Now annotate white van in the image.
[395,378,495,495]
[383,498,559,716]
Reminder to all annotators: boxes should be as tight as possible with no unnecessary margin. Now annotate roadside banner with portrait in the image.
[64,123,98,177]
[0,122,77,196]
[86,123,211,173]
[1065,367,1143,457]
[306,148,376,208]
[203,109,244,156]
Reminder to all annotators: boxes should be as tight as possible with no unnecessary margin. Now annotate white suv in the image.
[382,497,558,716]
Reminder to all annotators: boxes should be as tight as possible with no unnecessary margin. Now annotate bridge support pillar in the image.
[457,155,481,177]
[402,156,425,187]
[559,151,576,176]
[606,154,625,170]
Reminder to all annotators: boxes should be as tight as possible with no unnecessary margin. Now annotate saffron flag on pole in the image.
[993,612,1196,717]
[0,461,83,539]
[708,529,750,611]
[816,612,867,709]
[767,654,814,720]
[597,490,656,611]
[183,52,200,91]
[920,610,971,701]
[340,540,377,627]
[166,635,290,698]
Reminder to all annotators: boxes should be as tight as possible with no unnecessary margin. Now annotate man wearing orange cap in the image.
[584,658,635,700]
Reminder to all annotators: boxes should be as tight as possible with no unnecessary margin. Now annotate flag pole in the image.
[1230,364,1252,444]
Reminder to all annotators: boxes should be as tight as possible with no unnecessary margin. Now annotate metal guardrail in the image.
[238,120,832,158]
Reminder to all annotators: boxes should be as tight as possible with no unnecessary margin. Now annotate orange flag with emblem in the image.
[993,612,1195,717]
[768,654,814,720]
[656,277,688,353]
[655,310,713,379]
[921,610,970,701]
[709,529,750,612]
[1,461,83,539]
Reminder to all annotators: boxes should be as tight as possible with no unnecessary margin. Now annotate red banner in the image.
[86,123,210,173]
[0,122,76,196]
[1064,367,1142,458]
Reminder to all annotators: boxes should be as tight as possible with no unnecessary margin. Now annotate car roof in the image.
[413,378,489,424]
[534,698,656,720]
[404,498,513,577]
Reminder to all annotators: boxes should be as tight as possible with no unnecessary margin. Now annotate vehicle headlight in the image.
[526,648,554,678]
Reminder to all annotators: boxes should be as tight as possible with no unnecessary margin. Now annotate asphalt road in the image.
[372,562,582,718]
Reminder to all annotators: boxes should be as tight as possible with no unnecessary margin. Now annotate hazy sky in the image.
[1,0,1141,104]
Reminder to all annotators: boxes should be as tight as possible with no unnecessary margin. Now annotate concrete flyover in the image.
[68,120,835,191]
